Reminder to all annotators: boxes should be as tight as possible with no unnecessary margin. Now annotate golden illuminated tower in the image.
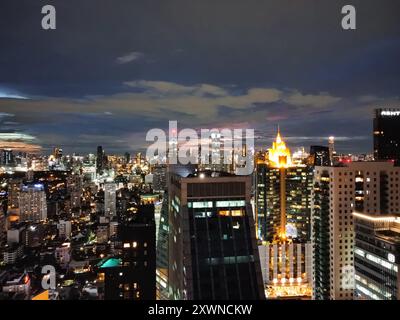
[268,128,292,240]
[257,128,312,299]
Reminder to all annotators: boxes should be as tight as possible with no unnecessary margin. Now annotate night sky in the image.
[1,0,400,154]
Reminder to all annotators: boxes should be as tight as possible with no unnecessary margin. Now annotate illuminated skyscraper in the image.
[19,183,47,222]
[67,174,82,210]
[96,146,105,175]
[156,193,169,300]
[256,129,312,299]
[374,108,400,164]
[255,129,312,242]
[2,149,14,166]
[104,182,117,217]
[328,136,335,165]
[152,164,167,192]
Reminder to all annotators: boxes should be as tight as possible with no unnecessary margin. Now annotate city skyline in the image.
[1,0,400,154]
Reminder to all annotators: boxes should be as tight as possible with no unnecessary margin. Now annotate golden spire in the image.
[276,125,282,144]
[268,127,292,168]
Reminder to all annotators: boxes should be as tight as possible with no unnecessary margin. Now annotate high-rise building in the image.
[152,164,167,192]
[328,137,335,165]
[309,146,330,167]
[311,161,400,300]
[256,130,313,242]
[168,170,264,300]
[96,146,105,175]
[156,194,169,300]
[0,208,5,243]
[96,205,156,300]
[124,152,131,164]
[8,178,23,209]
[374,108,400,164]
[256,129,313,299]
[19,184,47,222]
[67,174,82,209]
[53,147,63,160]
[353,212,400,300]
[104,182,116,217]
[2,149,14,166]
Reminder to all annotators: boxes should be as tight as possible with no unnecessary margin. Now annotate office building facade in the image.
[168,171,264,300]
[374,108,400,164]
[312,161,400,300]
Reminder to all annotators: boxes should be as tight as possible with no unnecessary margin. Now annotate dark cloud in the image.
[0,0,400,154]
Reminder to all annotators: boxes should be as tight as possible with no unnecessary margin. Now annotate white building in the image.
[312,161,400,300]
[7,225,25,245]
[19,184,47,222]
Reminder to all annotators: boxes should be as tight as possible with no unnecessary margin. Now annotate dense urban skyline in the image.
[1,0,400,154]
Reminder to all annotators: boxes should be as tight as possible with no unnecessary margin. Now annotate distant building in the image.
[7,224,26,245]
[152,164,167,192]
[8,178,23,209]
[354,212,400,300]
[3,244,24,265]
[67,174,82,210]
[55,243,71,268]
[57,220,72,239]
[309,146,331,167]
[0,209,5,243]
[1,149,14,166]
[19,184,47,222]
[1,272,30,297]
[374,108,400,164]
[24,223,45,248]
[96,223,109,244]
[104,183,116,217]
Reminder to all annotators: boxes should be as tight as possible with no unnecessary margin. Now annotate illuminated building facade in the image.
[168,171,264,300]
[256,130,312,242]
[104,182,117,217]
[312,161,400,300]
[0,209,5,243]
[1,149,14,167]
[152,164,167,192]
[18,183,47,222]
[258,242,312,299]
[256,129,312,299]
[8,178,22,209]
[354,212,400,300]
[67,174,82,210]
[156,193,169,300]
[374,108,400,164]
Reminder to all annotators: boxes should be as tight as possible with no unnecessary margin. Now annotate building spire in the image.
[276,125,281,143]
